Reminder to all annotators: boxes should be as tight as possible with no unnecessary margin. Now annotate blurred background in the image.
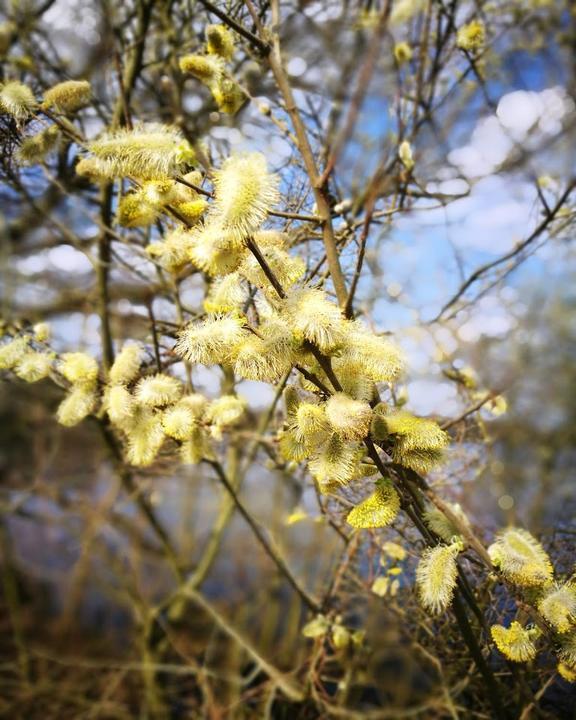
[1,0,575,717]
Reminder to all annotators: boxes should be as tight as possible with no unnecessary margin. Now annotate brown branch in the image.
[263,1,349,308]
[195,0,270,55]
[205,459,321,613]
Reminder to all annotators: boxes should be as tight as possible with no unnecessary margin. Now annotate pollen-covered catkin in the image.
[205,395,246,429]
[125,408,165,466]
[187,223,247,275]
[179,54,224,84]
[162,401,199,441]
[308,434,361,489]
[0,337,29,370]
[17,126,60,165]
[181,427,213,464]
[283,287,345,353]
[491,622,537,663]
[416,541,462,614]
[175,314,246,366]
[347,481,400,529]
[134,374,183,408]
[424,503,470,543]
[384,412,449,474]
[291,403,330,445]
[15,351,53,382]
[60,352,99,387]
[205,24,235,60]
[204,274,246,314]
[104,385,134,426]
[88,124,195,179]
[488,528,553,587]
[538,584,576,633]
[116,194,158,227]
[340,324,404,383]
[211,153,279,243]
[558,663,576,683]
[43,80,91,113]
[232,318,294,382]
[559,634,576,668]
[239,238,305,292]
[325,393,372,440]
[57,387,98,426]
[0,81,36,120]
[457,20,485,53]
[109,343,143,385]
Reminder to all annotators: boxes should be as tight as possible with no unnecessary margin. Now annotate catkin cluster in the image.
[179,24,246,115]
[2,20,574,687]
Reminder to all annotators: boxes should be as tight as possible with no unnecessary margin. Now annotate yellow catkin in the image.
[457,20,485,53]
[173,198,208,223]
[75,157,115,182]
[211,153,279,243]
[210,77,247,115]
[347,482,400,529]
[104,385,135,426]
[340,324,404,383]
[33,322,51,342]
[308,434,361,489]
[232,318,294,382]
[325,393,372,440]
[291,403,331,446]
[538,584,576,633]
[88,123,195,179]
[283,287,345,353]
[181,427,213,464]
[399,141,414,171]
[56,387,97,426]
[558,662,576,683]
[394,42,413,64]
[141,178,177,206]
[147,229,196,273]
[175,314,246,366]
[423,503,470,543]
[134,374,183,408]
[415,541,462,614]
[491,622,537,663]
[125,408,165,466]
[0,81,36,120]
[385,411,449,474]
[278,428,311,463]
[16,126,60,165]
[187,222,247,275]
[116,194,158,227]
[240,242,305,292]
[205,395,246,429]
[60,352,99,387]
[283,386,301,416]
[488,528,553,587]
[14,351,53,382]
[559,634,576,668]
[206,24,235,60]
[43,80,91,113]
[109,343,142,385]
[0,337,29,370]
[204,274,246,314]
[162,402,198,441]
[179,54,224,84]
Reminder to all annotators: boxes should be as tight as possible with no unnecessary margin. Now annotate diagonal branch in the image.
[433,179,576,322]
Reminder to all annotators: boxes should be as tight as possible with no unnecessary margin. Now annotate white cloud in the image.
[449,86,574,179]
[48,245,93,273]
